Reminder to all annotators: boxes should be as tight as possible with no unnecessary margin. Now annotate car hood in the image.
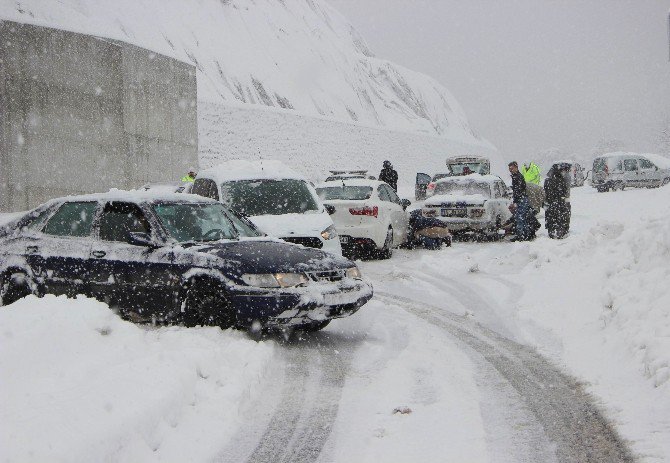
[195,239,352,274]
[247,212,332,238]
[425,194,487,206]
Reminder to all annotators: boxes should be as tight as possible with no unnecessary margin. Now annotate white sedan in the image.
[316,179,410,259]
[422,174,512,237]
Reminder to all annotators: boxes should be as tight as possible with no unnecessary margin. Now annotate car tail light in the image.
[427,182,436,191]
[349,206,378,218]
[604,164,609,174]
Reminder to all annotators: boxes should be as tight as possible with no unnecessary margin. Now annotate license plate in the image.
[441,208,465,217]
[339,236,349,244]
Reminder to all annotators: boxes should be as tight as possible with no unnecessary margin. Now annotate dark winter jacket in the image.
[510,171,527,204]
[379,167,398,191]
[544,169,569,204]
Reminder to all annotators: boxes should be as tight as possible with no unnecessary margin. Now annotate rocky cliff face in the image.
[2,0,484,144]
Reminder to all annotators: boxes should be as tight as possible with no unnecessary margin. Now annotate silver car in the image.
[590,153,670,192]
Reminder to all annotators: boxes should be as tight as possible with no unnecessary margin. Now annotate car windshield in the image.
[219,179,319,216]
[152,202,261,243]
[434,181,491,197]
[316,186,373,200]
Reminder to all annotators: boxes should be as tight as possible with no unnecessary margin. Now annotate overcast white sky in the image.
[329,0,670,159]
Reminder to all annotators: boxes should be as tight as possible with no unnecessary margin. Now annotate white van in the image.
[193,160,342,255]
[590,152,670,192]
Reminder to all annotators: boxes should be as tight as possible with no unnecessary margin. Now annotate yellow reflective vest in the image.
[521,163,541,185]
[180,174,195,183]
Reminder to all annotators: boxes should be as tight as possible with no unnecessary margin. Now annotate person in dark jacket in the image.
[379,160,398,191]
[508,161,535,241]
[544,166,570,239]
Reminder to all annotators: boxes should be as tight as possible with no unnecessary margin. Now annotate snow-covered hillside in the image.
[0,0,484,143]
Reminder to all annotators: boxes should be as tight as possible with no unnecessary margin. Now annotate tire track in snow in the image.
[216,331,364,463]
[377,291,635,463]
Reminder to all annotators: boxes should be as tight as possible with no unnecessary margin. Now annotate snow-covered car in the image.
[414,157,491,200]
[315,179,410,258]
[421,174,511,236]
[192,160,342,256]
[0,192,372,331]
[590,152,670,192]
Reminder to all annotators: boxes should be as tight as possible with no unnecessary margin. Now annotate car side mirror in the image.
[401,199,412,210]
[128,231,155,247]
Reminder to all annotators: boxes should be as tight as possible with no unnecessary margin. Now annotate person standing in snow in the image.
[181,167,197,183]
[521,161,541,185]
[508,161,535,241]
[379,160,398,191]
[544,165,570,239]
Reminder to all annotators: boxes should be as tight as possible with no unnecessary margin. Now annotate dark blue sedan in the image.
[0,192,373,331]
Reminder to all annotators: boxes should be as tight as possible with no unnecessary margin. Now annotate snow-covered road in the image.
[2,185,669,462]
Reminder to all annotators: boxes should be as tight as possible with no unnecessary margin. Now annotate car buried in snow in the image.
[0,191,373,332]
[421,174,511,238]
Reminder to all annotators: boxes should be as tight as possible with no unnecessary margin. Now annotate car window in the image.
[153,202,259,242]
[43,202,97,237]
[639,159,654,169]
[219,179,319,216]
[623,159,638,172]
[192,178,219,201]
[316,186,373,200]
[385,186,401,204]
[99,202,151,243]
[377,185,391,202]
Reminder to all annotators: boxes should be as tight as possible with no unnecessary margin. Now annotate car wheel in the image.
[378,227,393,259]
[297,319,331,332]
[0,271,32,306]
[181,279,235,328]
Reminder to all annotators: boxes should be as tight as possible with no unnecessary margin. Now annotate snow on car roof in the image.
[316,178,384,188]
[198,159,306,184]
[434,173,501,184]
[596,152,670,169]
[40,189,217,206]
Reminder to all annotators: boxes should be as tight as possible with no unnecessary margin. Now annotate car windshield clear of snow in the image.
[316,186,373,200]
[434,181,490,197]
[219,179,319,216]
[153,202,260,242]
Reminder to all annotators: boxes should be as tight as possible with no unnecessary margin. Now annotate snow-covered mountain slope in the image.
[0,0,484,144]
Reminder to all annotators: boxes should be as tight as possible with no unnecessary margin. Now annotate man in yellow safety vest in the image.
[181,168,197,183]
[521,161,541,185]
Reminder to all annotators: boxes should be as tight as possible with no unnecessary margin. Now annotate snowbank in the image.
[0,295,276,462]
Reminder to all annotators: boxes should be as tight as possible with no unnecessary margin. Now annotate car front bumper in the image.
[230,278,373,327]
[431,217,493,232]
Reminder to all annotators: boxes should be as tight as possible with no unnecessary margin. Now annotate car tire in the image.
[297,319,331,332]
[0,271,32,306]
[181,279,235,328]
[378,227,393,259]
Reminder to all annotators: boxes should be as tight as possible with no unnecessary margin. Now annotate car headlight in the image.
[346,266,362,279]
[241,273,309,288]
[321,224,338,240]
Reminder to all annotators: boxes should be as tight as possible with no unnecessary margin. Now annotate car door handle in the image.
[91,250,106,258]
[26,245,39,254]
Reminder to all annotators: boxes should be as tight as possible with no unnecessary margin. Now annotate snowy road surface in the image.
[2,185,669,462]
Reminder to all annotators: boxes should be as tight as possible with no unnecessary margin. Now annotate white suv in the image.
[193,160,342,255]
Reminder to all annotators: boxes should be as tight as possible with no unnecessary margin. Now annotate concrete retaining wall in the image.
[0,20,197,212]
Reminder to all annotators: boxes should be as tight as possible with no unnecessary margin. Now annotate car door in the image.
[381,185,409,245]
[622,158,640,187]
[34,201,98,297]
[638,158,660,186]
[89,201,175,318]
[415,173,431,200]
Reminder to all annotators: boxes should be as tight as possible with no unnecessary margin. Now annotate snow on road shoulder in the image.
[0,295,276,462]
